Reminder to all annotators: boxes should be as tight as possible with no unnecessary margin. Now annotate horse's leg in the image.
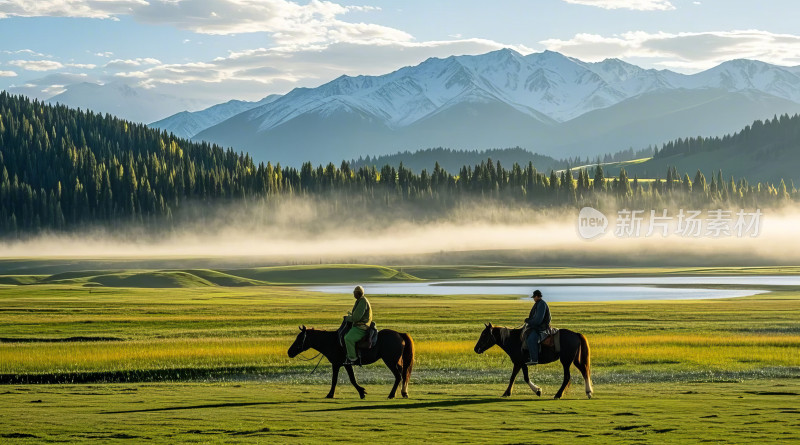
[344,364,367,399]
[554,355,573,400]
[400,339,413,399]
[503,363,521,397]
[573,356,593,399]
[382,357,402,399]
[326,364,341,399]
[400,370,410,399]
[521,365,541,397]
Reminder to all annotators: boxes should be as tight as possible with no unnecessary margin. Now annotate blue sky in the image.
[2,0,800,107]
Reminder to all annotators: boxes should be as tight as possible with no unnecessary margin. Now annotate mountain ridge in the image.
[187,49,800,165]
[41,49,800,166]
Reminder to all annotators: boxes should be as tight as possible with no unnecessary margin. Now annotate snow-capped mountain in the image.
[234,49,627,132]
[46,82,206,124]
[679,59,800,103]
[183,49,800,165]
[149,95,281,139]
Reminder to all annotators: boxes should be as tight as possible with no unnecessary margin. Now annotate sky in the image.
[2,0,800,109]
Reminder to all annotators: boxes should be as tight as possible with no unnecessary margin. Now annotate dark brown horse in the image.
[474,323,593,399]
[287,325,414,399]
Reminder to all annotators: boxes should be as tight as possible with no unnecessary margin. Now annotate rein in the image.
[294,330,325,374]
[294,351,324,374]
[296,351,322,362]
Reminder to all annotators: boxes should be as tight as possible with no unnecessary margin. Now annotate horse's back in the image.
[377,328,410,344]
[356,329,407,364]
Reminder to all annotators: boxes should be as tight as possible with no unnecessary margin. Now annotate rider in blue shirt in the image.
[525,289,551,365]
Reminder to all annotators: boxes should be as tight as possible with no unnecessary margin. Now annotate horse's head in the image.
[474,322,496,354]
[287,325,311,358]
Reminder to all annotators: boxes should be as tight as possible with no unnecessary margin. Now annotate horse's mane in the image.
[492,325,522,346]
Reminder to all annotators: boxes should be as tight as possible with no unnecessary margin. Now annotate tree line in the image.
[653,113,800,160]
[0,92,797,237]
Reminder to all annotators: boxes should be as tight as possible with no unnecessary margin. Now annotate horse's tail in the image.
[401,333,414,396]
[577,332,593,398]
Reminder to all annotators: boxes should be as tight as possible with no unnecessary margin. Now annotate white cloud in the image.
[6,73,92,100]
[41,85,67,95]
[560,0,675,11]
[104,58,162,69]
[541,30,800,72]
[94,52,115,58]
[8,59,64,71]
[110,38,530,101]
[67,63,97,69]
[0,70,17,77]
[0,0,409,46]
[2,49,46,57]
[0,0,147,19]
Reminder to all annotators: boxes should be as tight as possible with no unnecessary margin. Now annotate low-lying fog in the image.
[1,197,798,266]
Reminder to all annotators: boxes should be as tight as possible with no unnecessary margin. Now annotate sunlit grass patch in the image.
[1,265,800,383]
[0,338,291,374]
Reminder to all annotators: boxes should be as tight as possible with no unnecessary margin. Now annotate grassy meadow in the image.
[1,262,799,442]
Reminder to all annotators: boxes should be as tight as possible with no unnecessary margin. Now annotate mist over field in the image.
[1,197,798,266]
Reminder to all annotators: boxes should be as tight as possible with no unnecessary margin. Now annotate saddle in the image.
[337,320,379,352]
[521,326,560,353]
[356,322,379,350]
[541,329,561,353]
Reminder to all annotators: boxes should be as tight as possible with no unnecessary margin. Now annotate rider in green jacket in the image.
[344,285,372,364]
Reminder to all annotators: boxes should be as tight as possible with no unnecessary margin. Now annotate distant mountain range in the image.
[149,95,282,138]
[46,81,208,124]
[49,49,800,165]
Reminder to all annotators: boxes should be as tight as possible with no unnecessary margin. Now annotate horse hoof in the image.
[502,393,510,398]
[553,395,561,400]
[536,389,542,397]
[402,394,408,399]
[587,392,593,399]
[325,395,334,399]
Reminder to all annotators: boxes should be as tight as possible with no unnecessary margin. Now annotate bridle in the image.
[475,329,496,353]
[293,329,323,373]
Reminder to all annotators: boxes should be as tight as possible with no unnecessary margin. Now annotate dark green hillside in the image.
[607,114,800,183]
[0,91,271,233]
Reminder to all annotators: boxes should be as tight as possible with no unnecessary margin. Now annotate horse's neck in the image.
[306,330,336,354]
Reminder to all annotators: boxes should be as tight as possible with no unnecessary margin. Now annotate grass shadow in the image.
[102,401,301,414]
[306,397,512,412]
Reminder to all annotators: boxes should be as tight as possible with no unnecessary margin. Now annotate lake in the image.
[302,275,800,302]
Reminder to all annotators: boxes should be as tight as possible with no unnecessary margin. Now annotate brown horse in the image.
[473,323,593,399]
[287,325,414,399]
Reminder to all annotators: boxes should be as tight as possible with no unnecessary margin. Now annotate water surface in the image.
[303,275,798,302]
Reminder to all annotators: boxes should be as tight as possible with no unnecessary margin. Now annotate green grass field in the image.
[3,381,799,443]
[1,263,799,442]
